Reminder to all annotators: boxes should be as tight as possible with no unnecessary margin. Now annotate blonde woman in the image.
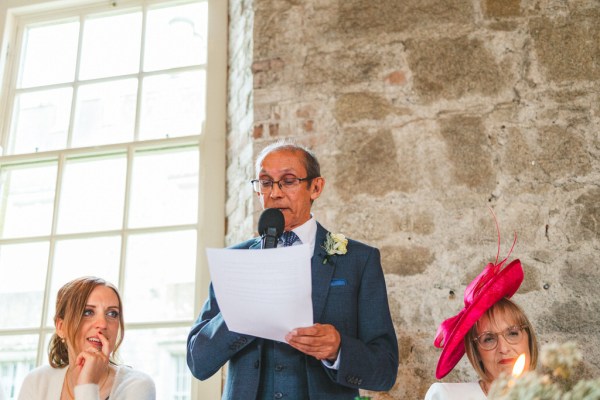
[18,277,155,400]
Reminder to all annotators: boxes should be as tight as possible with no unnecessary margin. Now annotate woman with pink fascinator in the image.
[425,244,539,399]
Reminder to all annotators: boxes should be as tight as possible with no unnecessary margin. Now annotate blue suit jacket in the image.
[187,223,398,399]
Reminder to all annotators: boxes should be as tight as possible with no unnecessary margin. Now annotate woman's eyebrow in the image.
[85,304,120,309]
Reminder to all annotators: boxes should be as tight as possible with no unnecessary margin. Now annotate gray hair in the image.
[255,139,321,179]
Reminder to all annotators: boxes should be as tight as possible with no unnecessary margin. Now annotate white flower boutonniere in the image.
[322,232,348,264]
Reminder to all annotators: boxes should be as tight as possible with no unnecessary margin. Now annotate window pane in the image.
[0,334,38,400]
[9,88,72,154]
[0,242,49,329]
[79,12,142,80]
[129,148,199,228]
[0,164,57,239]
[72,79,138,147]
[119,327,191,400]
[57,156,126,234]
[139,70,205,140]
[144,2,208,71]
[124,230,196,322]
[46,236,121,325]
[19,21,79,88]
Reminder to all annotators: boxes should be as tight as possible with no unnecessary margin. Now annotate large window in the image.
[0,0,225,398]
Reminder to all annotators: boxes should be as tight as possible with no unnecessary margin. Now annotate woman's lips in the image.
[87,337,103,348]
[499,358,516,365]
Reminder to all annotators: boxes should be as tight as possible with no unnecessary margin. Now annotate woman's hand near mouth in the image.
[74,331,111,385]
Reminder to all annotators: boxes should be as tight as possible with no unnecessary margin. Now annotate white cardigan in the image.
[425,382,487,400]
[18,364,155,400]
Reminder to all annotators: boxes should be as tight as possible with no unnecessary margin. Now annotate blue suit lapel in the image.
[311,223,334,322]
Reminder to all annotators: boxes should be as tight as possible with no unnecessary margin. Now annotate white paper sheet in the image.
[206,244,314,342]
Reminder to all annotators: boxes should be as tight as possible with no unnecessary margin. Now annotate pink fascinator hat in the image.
[433,218,524,379]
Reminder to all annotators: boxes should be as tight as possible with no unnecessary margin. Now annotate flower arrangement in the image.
[322,232,348,264]
[489,342,600,399]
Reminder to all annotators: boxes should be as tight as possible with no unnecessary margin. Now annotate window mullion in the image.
[133,5,148,142]
[65,13,85,149]
[36,152,65,366]
[118,145,135,295]
[0,22,24,155]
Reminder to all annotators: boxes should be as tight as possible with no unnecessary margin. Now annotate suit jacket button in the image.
[274,392,283,399]
[275,364,283,371]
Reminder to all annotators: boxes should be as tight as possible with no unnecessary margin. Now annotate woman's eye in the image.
[107,310,119,318]
[482,335,495,343]
[507,329,520,337]
[83,309,93,317]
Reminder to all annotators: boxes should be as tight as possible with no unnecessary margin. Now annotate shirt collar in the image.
[291,216,316,247]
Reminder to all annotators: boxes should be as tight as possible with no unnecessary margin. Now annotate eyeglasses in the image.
[474,325,528,351]
[250,176,315,193]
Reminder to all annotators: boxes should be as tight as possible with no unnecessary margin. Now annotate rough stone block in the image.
[334,93,393,123]
[381,245,435,276]
[535,125,592,180]
[333,128,405,199]
[573,187,600,240]
[530,14,600,82]
[338,0,473,33]
[406,36,506,101]
[439,115,496,191]
[483,0,521,18]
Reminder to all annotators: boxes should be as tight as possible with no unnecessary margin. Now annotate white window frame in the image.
[0,0,226,397]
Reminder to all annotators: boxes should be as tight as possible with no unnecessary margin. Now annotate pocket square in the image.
[330,278,347,287]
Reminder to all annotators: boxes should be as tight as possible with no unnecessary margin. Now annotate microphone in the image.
[258,208,284,249]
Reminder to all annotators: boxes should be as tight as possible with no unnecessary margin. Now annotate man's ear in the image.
[310,177,325,200]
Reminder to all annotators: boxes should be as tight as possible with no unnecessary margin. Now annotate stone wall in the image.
[225,0,600,398]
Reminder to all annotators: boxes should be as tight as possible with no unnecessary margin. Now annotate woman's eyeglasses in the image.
[474,325,528,351]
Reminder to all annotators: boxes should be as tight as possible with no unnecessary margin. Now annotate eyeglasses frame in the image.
[473,324,529,351]
[250,176,316,193]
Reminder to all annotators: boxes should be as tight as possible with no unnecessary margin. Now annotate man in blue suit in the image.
[187,140,398,399]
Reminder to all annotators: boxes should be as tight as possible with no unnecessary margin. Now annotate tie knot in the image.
[281,231,299,247]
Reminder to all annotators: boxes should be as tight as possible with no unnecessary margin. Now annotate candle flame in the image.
[512,353,526,378]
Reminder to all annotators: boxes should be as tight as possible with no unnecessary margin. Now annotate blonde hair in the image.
[48,276,124,368]
[464,297,538,382]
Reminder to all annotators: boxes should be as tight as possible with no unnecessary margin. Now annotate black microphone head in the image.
[258,208,285,238]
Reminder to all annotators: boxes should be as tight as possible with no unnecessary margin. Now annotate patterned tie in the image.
[281,230,299,247]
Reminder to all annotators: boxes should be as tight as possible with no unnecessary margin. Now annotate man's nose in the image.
[269,182,284,198]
